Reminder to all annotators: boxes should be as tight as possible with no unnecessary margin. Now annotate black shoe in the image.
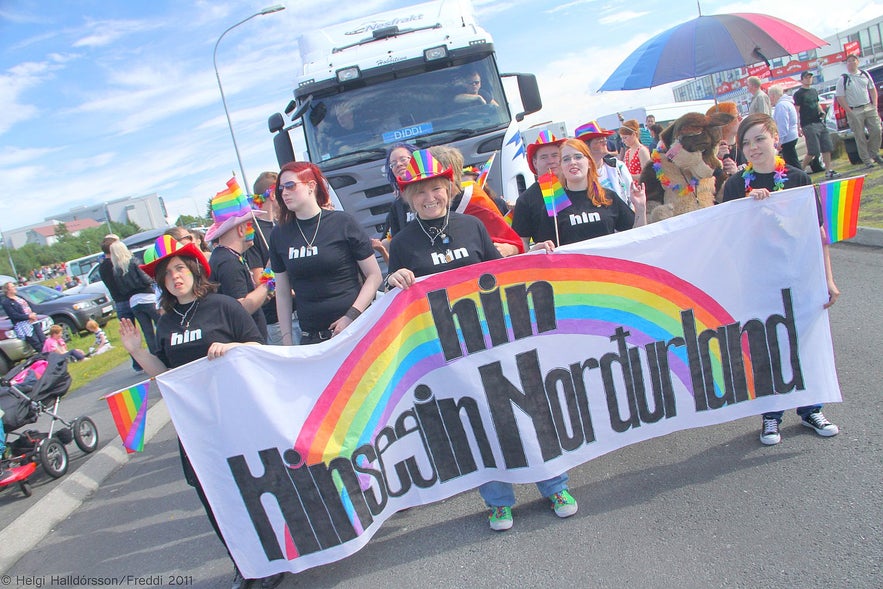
[231,567,251,589]
[260,573,284,589]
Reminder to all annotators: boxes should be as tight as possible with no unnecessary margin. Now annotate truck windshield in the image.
[303,56,510,167]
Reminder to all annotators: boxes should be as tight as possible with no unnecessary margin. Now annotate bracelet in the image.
[345,306,362,321]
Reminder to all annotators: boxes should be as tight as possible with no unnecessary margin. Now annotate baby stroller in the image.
[0,352,99,498]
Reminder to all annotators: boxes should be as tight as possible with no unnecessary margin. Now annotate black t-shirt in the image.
[244,219,279,324]
[385,197,414,238]
[154,293,264,369]
[792,87,823,126]
[512,182,635,246]
[722,164,822,225]
[268,210,375,332]
[388,212,502,278]
[209,245,268,340]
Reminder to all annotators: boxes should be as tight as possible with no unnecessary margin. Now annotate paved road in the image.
[1,244,881,588]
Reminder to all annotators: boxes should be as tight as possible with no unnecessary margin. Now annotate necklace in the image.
[295,210,322,249]
[173,300,200,328]
[743,156,788,195]
[415,212,451,247]
[651,150,699,199]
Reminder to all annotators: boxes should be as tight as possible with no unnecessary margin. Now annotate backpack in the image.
[841,69,872,88]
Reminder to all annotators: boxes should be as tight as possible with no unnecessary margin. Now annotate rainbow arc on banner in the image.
[818,176,864,243]
[539,172,570,217]
[104,381,150,453]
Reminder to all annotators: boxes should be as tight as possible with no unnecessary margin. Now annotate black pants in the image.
[780,139,800,170]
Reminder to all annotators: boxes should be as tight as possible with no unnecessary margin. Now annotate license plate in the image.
[102,305,113,314]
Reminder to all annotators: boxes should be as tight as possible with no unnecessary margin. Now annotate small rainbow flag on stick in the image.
[539,172,570,217]
[818,176,864,243]
[103,381,150,453]
[477,152,496,189]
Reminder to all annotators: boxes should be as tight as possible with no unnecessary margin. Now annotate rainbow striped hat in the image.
[139,235,210,279]
[204,178,268,242]
[575,120,614,142]
[396,149,454,190]
[526,130,565,175]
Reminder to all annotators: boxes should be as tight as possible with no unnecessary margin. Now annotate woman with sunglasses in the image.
[269,161,383,345]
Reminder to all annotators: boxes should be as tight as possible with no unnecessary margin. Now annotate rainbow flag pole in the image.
[102,380,150,453]
[817,176,864,243]
[539,172,571,246]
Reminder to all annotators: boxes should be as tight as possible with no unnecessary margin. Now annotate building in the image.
[53,193,169,231]
[672,14,883,109]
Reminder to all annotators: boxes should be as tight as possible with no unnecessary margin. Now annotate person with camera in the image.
[576,121,633,209]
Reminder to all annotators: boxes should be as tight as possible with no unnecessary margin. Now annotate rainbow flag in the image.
[212,177,246,219]
[104,381,150,453]
[818,176,864,243]
[477,153,496,189]
[539,172,571,217]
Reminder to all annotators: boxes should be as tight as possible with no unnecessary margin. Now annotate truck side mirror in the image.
[268,113,285,133]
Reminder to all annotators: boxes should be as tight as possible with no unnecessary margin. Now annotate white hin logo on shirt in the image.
[569,211,601,226]
[289,246,319,259]
[431,247,469,266]
[170,328,203,346]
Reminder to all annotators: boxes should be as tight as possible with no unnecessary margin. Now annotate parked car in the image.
[0,312,53,375]
[16,285,114,340]
[63,246,153,300]
[831,63,883,165]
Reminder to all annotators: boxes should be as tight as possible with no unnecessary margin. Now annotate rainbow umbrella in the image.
[600,13,827,91]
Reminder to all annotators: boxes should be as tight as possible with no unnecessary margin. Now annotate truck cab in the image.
[269,0,541,236]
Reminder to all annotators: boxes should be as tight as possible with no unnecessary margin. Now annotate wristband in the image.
[345,306,362,321]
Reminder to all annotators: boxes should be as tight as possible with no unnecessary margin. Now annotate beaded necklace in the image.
[651,150,699,198]
[743,157,788,195]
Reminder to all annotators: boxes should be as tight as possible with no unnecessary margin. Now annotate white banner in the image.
[157,187,841,578]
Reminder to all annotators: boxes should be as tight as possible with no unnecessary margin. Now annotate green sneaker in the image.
[488,506,513,531]
[549,490,578,518]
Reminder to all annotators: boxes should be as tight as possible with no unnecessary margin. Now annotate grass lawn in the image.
[824,152,883,228]
[65,318,132,393]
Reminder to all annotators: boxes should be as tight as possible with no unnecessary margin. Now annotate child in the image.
[42,325,87,361]
[85,320,112,356]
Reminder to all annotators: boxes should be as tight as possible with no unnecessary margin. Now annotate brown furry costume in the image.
[640,111,735,223]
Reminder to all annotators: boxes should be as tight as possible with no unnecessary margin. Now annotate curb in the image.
[851,226,883,248]
[0,399,172,573]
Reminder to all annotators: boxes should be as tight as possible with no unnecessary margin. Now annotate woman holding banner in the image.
[721,113,840,447]
[118,235,282,589]
[385,149,570,533]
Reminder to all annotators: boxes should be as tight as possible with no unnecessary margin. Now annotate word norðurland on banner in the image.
[156,186,840,578]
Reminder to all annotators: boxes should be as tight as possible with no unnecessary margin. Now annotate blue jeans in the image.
[764,405,822,422]
[131,302,160,355]
[114,302,141,370]
[479,473,569,508]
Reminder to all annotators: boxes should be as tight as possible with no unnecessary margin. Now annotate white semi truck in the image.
[268,0,542,236]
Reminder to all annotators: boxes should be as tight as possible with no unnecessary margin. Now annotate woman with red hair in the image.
[269,162,382,345]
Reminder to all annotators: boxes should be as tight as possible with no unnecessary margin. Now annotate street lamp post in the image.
[212,4,286,196]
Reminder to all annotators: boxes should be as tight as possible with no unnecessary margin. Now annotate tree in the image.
[174,214,211,228]
[54,222,70,239]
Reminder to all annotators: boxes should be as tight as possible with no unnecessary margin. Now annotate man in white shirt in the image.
[835,54,883,168]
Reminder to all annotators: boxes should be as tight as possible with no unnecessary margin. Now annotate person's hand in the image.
[387,268,416,290]
[529,240,555,253]
[28,313,37,322]
[747,188,772,200]
[824,281,840,309]
[329,315,353,336]
[715,141,730,160]
[207,342,238,359]
[630,181,647,211]
[798,127,804,138]
[721,158,739,176]
[118,318,143,354]
[494,242,519,257]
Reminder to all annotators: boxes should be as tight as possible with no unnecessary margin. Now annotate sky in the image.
[1,0,881,232]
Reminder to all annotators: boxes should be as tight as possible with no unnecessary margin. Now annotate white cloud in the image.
[599,10,649,25]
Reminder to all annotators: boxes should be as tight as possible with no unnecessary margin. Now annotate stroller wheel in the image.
[73,416,99,453]
[39,438,69,478]
[20,481,32,497]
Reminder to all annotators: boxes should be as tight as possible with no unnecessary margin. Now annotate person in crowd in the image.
[246,172,288,345]
[85,319,112,355]
[793,71,840,179]
[640,115,656,149]
[205,190,271,343]
[835,53,883,168]
[747,76,772,115]
[721,113,840,445]
[619,119,651,181]
[1,281,45,353]
[512,131,565,250]
[768,85,800,169]
[452,69,498,106]
[381,142,420,252]
[385,149,567,532]
[97,235,139,371]
[462,164,509,214]
[649,123,665,151]
[429,145,523,256]
[119,235,281,589]
[576,120,632,208]
[269,162,382,346]
[706,102,745,197]
[42,324,86,361]
[110,239,160,356]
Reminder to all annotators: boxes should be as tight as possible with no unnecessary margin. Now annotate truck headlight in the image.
[424,46,448,61]
[336,66,361,82]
